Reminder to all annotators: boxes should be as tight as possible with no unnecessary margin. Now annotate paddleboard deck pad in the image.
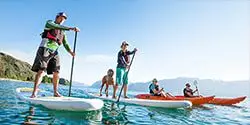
[16,88,103,111]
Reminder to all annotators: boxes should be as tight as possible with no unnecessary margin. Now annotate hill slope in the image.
[0,52,35,81]
[0,52,73,85]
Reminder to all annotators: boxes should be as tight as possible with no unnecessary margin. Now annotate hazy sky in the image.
[0,0,249,85]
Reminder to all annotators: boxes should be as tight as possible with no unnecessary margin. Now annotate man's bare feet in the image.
[124,96,129,99]
[112,96,117,99]
[54,92,62,97]
[100,93,102,96]
[30,94,37,98]
[30,90,38,98]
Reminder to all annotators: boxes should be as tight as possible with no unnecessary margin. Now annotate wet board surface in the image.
[16,88,104,111]
[90,93,192,109]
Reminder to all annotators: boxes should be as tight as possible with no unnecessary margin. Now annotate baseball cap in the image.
[121,41,129,46]
[56,12,67,19]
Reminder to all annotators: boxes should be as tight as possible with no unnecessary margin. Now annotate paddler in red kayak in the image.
[183,83,199,97]
[149,78,174,98]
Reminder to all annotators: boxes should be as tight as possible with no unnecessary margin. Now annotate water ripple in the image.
[0,80,249,125]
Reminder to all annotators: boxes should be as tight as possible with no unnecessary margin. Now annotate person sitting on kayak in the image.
[183,83,198,97]
[149,78,174,98]
[100,69,114,97]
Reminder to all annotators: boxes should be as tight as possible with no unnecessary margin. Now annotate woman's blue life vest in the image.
[149,83,159,94]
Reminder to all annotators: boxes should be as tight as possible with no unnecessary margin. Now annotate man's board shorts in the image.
[116,67,128,86]
[31,47,60,74]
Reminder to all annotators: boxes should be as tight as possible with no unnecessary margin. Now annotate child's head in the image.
[107,69,114,77]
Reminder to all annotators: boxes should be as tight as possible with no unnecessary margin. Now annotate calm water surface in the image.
[0,80,249,125]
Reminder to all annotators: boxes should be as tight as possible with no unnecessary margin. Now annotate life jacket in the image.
[41,28,64,45]
[183,88,193,97]
[149,83,159,94]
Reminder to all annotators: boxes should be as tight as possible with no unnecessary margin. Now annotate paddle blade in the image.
[193,80,198,86]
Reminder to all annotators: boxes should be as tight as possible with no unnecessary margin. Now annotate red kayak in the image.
[136,94,215,105]
[208,96,247,105]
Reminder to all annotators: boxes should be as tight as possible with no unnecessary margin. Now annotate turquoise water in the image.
[0,80,249,125]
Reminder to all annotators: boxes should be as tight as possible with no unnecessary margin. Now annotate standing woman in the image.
[113,41,137,99]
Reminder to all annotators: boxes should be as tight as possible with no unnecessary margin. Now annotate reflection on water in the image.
[23,106,37,125]
[147,107,191,117]
[15,100,248,125]
[102,102,129,125]
[49,109,103,124]
[20,106,54,125]
[19,105,103,125]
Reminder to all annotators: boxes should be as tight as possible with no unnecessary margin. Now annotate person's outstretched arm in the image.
[62,34,75,56]
[127,48,137,55]
[46,20,71,30]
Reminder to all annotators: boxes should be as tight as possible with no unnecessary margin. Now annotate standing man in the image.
[113,41,137,99]
[30,12,80,98]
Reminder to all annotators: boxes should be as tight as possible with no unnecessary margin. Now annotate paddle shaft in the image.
[117,52,136,103]
[194,84,199,96]
[68,32,78,97]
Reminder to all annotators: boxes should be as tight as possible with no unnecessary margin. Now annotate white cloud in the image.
[59,54,117,86]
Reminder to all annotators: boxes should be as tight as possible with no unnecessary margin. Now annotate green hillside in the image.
[0,52,69,85]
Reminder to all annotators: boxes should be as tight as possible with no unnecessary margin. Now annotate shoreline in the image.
[0,78,33,83]
[0,78,69,86]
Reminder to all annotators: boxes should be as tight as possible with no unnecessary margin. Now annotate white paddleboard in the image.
[90,93,192,108]
[16,88,103,111]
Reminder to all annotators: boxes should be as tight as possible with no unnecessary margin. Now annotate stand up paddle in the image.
[117,52,136,103]
[193,80,199,96]
[68,31,78,97]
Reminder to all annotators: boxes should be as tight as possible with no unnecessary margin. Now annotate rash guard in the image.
[40,20,71,52]
[117,50,135,68]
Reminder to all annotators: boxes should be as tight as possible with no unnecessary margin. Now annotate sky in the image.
[0,0,249,85]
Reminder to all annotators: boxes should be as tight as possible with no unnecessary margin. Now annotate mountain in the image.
[0,52,35,81]
[71,81,87,87]
[59,78,70,85]
[128,77,249,97]
[90,77,250,97]
[91,80,102,88]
